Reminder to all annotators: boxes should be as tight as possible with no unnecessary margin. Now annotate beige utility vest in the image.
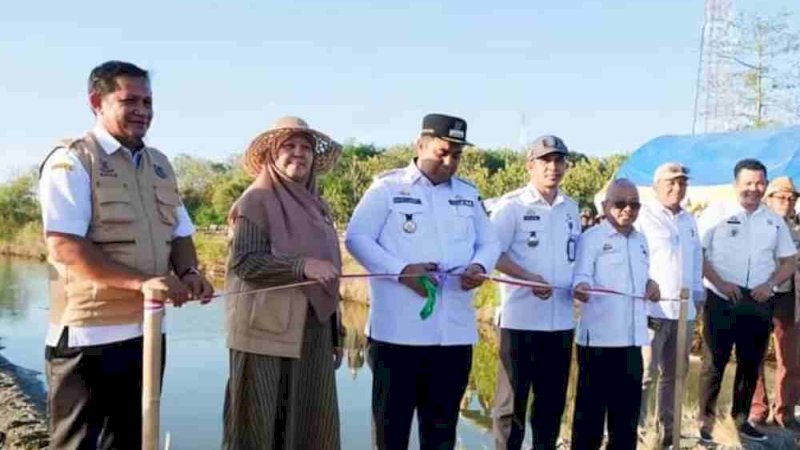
[44,133,182,327]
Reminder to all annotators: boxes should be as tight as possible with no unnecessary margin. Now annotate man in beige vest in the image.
[38,61,213,450]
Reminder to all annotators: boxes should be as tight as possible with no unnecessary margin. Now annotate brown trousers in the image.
[750,292,800,424]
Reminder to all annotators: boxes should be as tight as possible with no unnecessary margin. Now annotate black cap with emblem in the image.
[420,113,472,146]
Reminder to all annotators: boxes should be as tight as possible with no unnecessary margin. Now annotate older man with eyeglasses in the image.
[570,178,660,450]
[749,176,800,432]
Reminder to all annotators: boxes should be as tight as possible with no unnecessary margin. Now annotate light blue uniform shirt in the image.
[573,220,651,347]
[345,162,501,346]
[491,186,580,331]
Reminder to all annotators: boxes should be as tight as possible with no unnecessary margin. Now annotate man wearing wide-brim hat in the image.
[346,113,500,450]
[750,176,800,431]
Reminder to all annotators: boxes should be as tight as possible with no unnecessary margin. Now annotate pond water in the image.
[0,257,754,449]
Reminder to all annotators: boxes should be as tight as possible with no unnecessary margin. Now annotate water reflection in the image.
[0,258,760,449]
[338,299,749,444]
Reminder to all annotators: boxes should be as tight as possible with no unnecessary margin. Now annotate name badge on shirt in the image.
[393,196,422,205]
[448,199,474,207]
[523,214,541,221]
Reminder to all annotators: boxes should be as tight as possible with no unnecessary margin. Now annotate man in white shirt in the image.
[39,61,213,449]
[570,178,660,450]
[345,114,500,450]
[490,135,580,450]
[635,163,704,448]
[697,159,797,443]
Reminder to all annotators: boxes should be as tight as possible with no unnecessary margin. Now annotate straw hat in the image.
[766,176,800,198]
[243,116,342,177]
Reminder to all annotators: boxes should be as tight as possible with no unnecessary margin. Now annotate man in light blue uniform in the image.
[571,178,660,449]
[490,135,580,450]
[346,113,500,450]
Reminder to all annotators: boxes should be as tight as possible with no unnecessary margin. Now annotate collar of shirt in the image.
[404,160,452,188]
[649,200,686,219]
[722,200,769,220]
[522,184,564,207]
[92,123,150,158]
[600,218,638,239]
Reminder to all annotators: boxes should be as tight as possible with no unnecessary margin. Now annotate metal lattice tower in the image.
[693,0,736,133]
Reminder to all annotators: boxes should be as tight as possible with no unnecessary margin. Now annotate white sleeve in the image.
[39,149,91,237]
[470,198,501,273]
[697,204,719,250]
[489,199,516,253]
[776,221,797,259]
[172,205,196,239]
[345,181,408,277]
[572,231,597,287]
[693,227,705,292]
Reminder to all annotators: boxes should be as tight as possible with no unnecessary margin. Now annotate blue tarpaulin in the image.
[615,126,800,186]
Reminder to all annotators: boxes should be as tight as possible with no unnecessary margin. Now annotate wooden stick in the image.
[672,288,690,448]
[142,288,166,450]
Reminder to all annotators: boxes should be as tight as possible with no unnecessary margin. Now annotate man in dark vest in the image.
[39,60,213,449]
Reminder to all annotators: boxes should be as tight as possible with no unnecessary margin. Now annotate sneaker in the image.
[738,421,768,442]
[699,426,714,443]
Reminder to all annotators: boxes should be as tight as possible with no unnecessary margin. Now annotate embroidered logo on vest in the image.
[154,164,167,179]
[99,159,117,177]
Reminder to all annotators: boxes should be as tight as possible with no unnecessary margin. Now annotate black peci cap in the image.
[420,113,472,146]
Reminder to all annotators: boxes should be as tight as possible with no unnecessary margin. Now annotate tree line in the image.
[0,143,626,239]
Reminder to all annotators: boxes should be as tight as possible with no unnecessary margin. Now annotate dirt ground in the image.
[0,355,48,449]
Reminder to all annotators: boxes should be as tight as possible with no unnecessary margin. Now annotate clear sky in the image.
[1,0,797,180]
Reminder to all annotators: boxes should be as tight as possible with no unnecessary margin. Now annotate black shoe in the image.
[739,421,768,442]
[699,426,713,443]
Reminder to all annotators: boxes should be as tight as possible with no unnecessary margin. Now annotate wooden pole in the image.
[672,288,690,448]
[142,288,166,450]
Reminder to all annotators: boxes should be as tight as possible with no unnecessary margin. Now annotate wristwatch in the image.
[179,266,202,279]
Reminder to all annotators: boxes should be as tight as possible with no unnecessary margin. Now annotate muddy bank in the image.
[0,348,48,449]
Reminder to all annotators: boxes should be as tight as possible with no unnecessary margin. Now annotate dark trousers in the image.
[367,339,472,450]
[571,345,643,450]
[698,289,772,426]
[493,328,574,450]
[45,329,166,450]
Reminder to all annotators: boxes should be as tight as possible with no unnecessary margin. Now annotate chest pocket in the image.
[450,205,476,241]
[96,186,136,224]
[594,249,630,288]
[154,187,182,226]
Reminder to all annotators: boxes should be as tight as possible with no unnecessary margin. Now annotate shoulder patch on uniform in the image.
[375,168,404,180]
[49,161,74,172]
[453,176,477,189]
[500,187,525,200]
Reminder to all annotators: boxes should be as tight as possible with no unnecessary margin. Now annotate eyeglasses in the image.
[770,194,797,203]
[611,200,642,210]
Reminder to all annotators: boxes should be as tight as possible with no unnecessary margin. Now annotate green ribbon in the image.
[418,276,438,320]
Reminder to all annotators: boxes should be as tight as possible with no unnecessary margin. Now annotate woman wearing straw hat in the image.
[222,116,344,450]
